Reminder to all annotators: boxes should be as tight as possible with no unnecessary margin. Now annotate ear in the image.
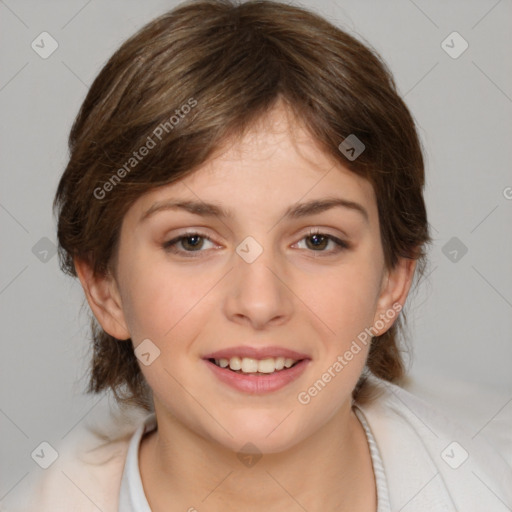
[372,257,416,336]
[74,257,131,340]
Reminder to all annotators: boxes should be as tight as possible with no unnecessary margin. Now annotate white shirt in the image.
[118,408,392,511]
[4,374,511,511]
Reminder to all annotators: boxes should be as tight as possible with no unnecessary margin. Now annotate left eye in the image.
[295,231,349,253]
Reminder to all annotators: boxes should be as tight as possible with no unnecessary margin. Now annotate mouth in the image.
[202,347,310,393]
[207,356,302,375]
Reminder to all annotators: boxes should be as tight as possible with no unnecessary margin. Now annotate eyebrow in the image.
[140,196,369,223]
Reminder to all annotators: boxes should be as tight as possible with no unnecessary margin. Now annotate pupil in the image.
[308,234,327,250]
[184,235,203,250]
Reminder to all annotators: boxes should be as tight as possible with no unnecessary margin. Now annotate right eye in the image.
[162,232,217,257]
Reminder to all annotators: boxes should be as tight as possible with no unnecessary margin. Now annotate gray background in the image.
[1,0,511,502]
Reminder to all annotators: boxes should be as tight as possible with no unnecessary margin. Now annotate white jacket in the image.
[2,375,511,511]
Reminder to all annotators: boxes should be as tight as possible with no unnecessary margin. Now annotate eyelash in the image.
[162,229,350,258]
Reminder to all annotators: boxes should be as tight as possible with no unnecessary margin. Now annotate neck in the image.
[139,401,377,512]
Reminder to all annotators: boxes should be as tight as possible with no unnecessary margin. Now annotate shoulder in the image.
[355,373,512,511]
[1,404,152,512]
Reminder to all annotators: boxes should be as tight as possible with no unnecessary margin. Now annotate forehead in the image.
[125,102,378,225]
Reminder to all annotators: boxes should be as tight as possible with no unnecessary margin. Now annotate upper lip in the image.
[203,346,310,361]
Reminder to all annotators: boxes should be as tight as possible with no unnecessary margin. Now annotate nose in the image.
[222,240,294,330]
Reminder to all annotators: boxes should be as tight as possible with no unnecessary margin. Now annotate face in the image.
[90,103,407,454]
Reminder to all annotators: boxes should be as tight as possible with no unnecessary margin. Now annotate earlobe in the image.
[74,257,131,340]
[373,258,416,336]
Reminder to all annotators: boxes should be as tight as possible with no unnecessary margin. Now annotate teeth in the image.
[213,356,299,373]
[257,358,276,374]
[241,358,259,373]
[229,356,242,370]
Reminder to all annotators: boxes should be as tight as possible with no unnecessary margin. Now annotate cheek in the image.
[116,246,179,341]
[298,260,383,345]
[117,250,218,347]
[293,264,382,418]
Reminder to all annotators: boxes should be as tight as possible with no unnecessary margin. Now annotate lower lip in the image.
[204,359,310,394]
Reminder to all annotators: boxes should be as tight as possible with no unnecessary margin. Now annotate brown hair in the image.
[54,0,430,410]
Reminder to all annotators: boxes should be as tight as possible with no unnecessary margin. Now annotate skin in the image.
[76,101,416,511]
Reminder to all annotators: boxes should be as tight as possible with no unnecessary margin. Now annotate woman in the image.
[9,0,511,510]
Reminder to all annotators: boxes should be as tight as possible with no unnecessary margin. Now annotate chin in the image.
[207,412,314,455]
